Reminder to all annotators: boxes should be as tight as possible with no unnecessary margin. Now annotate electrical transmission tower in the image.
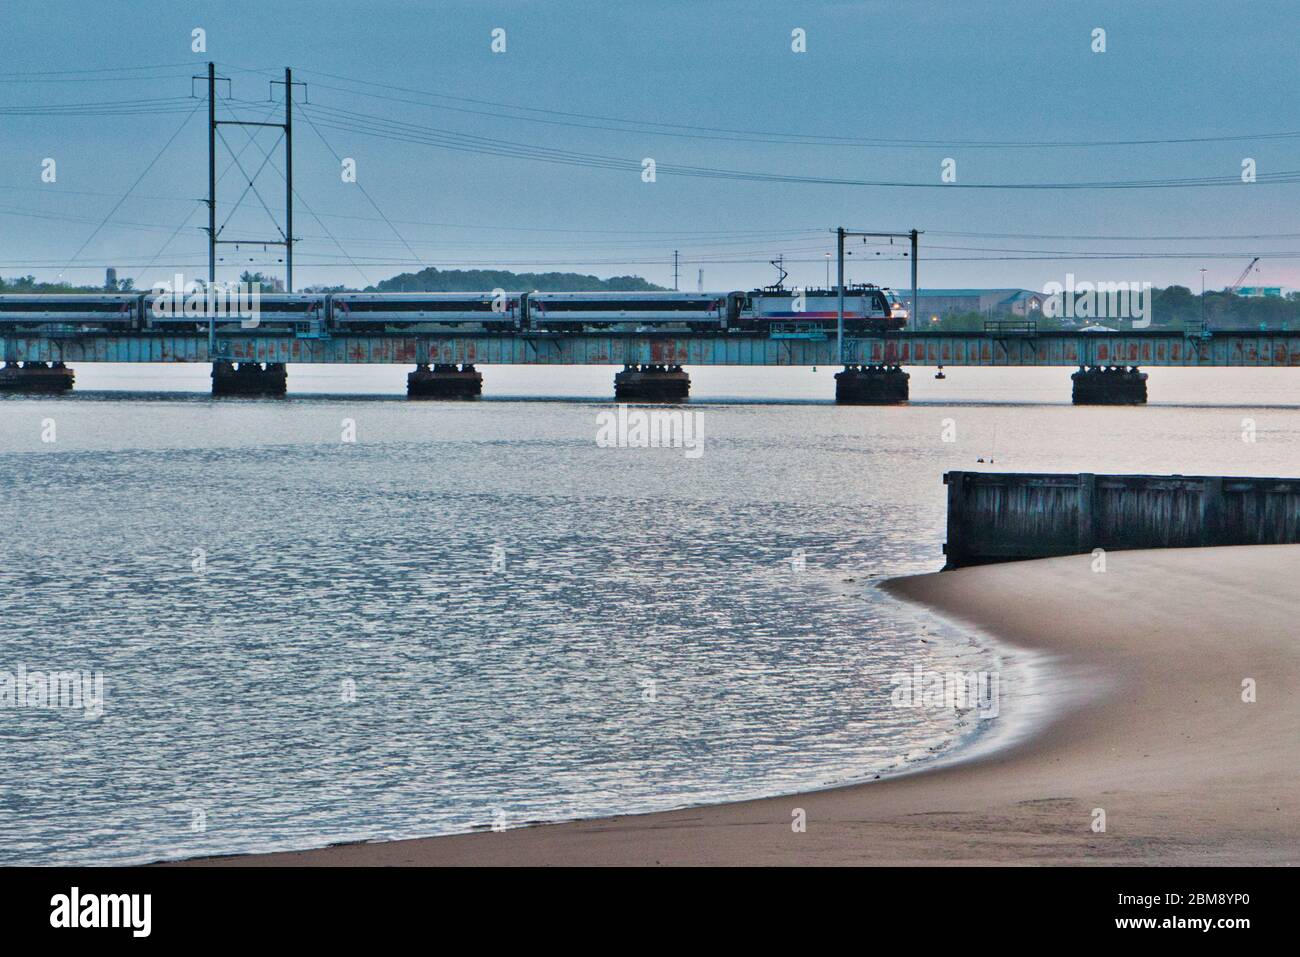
[196,62,304,307]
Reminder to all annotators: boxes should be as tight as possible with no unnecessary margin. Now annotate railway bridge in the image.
[1,327,1297,402]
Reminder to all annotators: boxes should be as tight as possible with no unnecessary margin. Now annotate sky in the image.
[0,0,1297,295]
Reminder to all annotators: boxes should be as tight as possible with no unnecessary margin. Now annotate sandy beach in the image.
[180,545,1300,866]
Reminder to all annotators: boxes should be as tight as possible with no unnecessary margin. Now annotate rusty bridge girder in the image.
[4,330,1300,367]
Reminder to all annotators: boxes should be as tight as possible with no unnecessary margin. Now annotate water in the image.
[2,364,1298,865]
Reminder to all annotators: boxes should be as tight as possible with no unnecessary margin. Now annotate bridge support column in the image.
[1071,365,1147,405]
[0,361,74,393]
[614,364,690,402]
[407,363,482,399]
[211,361,287,397]
[835,365,909,404]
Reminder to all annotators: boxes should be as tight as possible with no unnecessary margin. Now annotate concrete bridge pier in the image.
[834,365,909,404]
[407,363,483,398]
[211,361,287,397]
[1071,365,1148,405]
[0,361,75,393]
[614,364,690,401]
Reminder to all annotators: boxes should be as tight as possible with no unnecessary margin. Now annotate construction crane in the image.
[1227,257,1261,294]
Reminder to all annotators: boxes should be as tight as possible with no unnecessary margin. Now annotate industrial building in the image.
[910,288,1046,320]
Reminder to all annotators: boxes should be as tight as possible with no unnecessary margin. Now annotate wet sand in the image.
[177,545,1300,866]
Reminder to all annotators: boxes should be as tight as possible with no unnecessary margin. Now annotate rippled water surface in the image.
[3,365,1299,864]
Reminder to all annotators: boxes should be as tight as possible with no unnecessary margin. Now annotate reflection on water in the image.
[2,365,1298,864]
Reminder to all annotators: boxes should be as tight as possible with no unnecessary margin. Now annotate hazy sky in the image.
[1,0,1296,294]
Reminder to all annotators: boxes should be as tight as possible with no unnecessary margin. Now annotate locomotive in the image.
[0,284,907,335]
[737,285,906,331]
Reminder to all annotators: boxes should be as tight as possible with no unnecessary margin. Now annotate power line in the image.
[0,72,196,85]
[929,228,1300,242]
[0,184,197,203]
[299,102,1300,191]
[57,100,204,279]
[0,62,197,77]
[221,102,371,286]
[292,65,1300,151]
[0,195,830,249]
[137,100,290,287]
[0,95,199,116]
[15,249,1300,270]
[296,103,428,273]
[8,59,1300,289]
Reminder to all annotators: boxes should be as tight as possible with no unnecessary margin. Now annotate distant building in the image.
[105,267,117,290]
[1237,286,1287,298]
[910,288,1046,319]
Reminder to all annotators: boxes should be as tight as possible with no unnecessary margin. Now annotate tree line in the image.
[926,286,1300,332]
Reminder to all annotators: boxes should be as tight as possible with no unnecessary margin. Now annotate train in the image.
[0,285,908,335]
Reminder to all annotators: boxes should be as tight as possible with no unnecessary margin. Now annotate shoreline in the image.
[870,581,1097,775]
[173,545,1300,866]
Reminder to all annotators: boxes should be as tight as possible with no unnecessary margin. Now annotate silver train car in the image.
[0,284,908,336]
[527,292,729,332]
[330,292,522,332]
[144,292,327,331]
[0,293,141,330]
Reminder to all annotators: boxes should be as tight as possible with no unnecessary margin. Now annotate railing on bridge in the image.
[8,326,1300,367]
[768,321,829,341]
[293,319,331,340]
[984,319,1038,336]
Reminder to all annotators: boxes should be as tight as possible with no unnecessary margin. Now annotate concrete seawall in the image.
[943,470,1300,568]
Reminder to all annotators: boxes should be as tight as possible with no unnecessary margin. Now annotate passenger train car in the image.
[0,284,908,335]
[528,292,728,333]
[330,292,523,332]
[0,293,141,330]
[143,292,328,331]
